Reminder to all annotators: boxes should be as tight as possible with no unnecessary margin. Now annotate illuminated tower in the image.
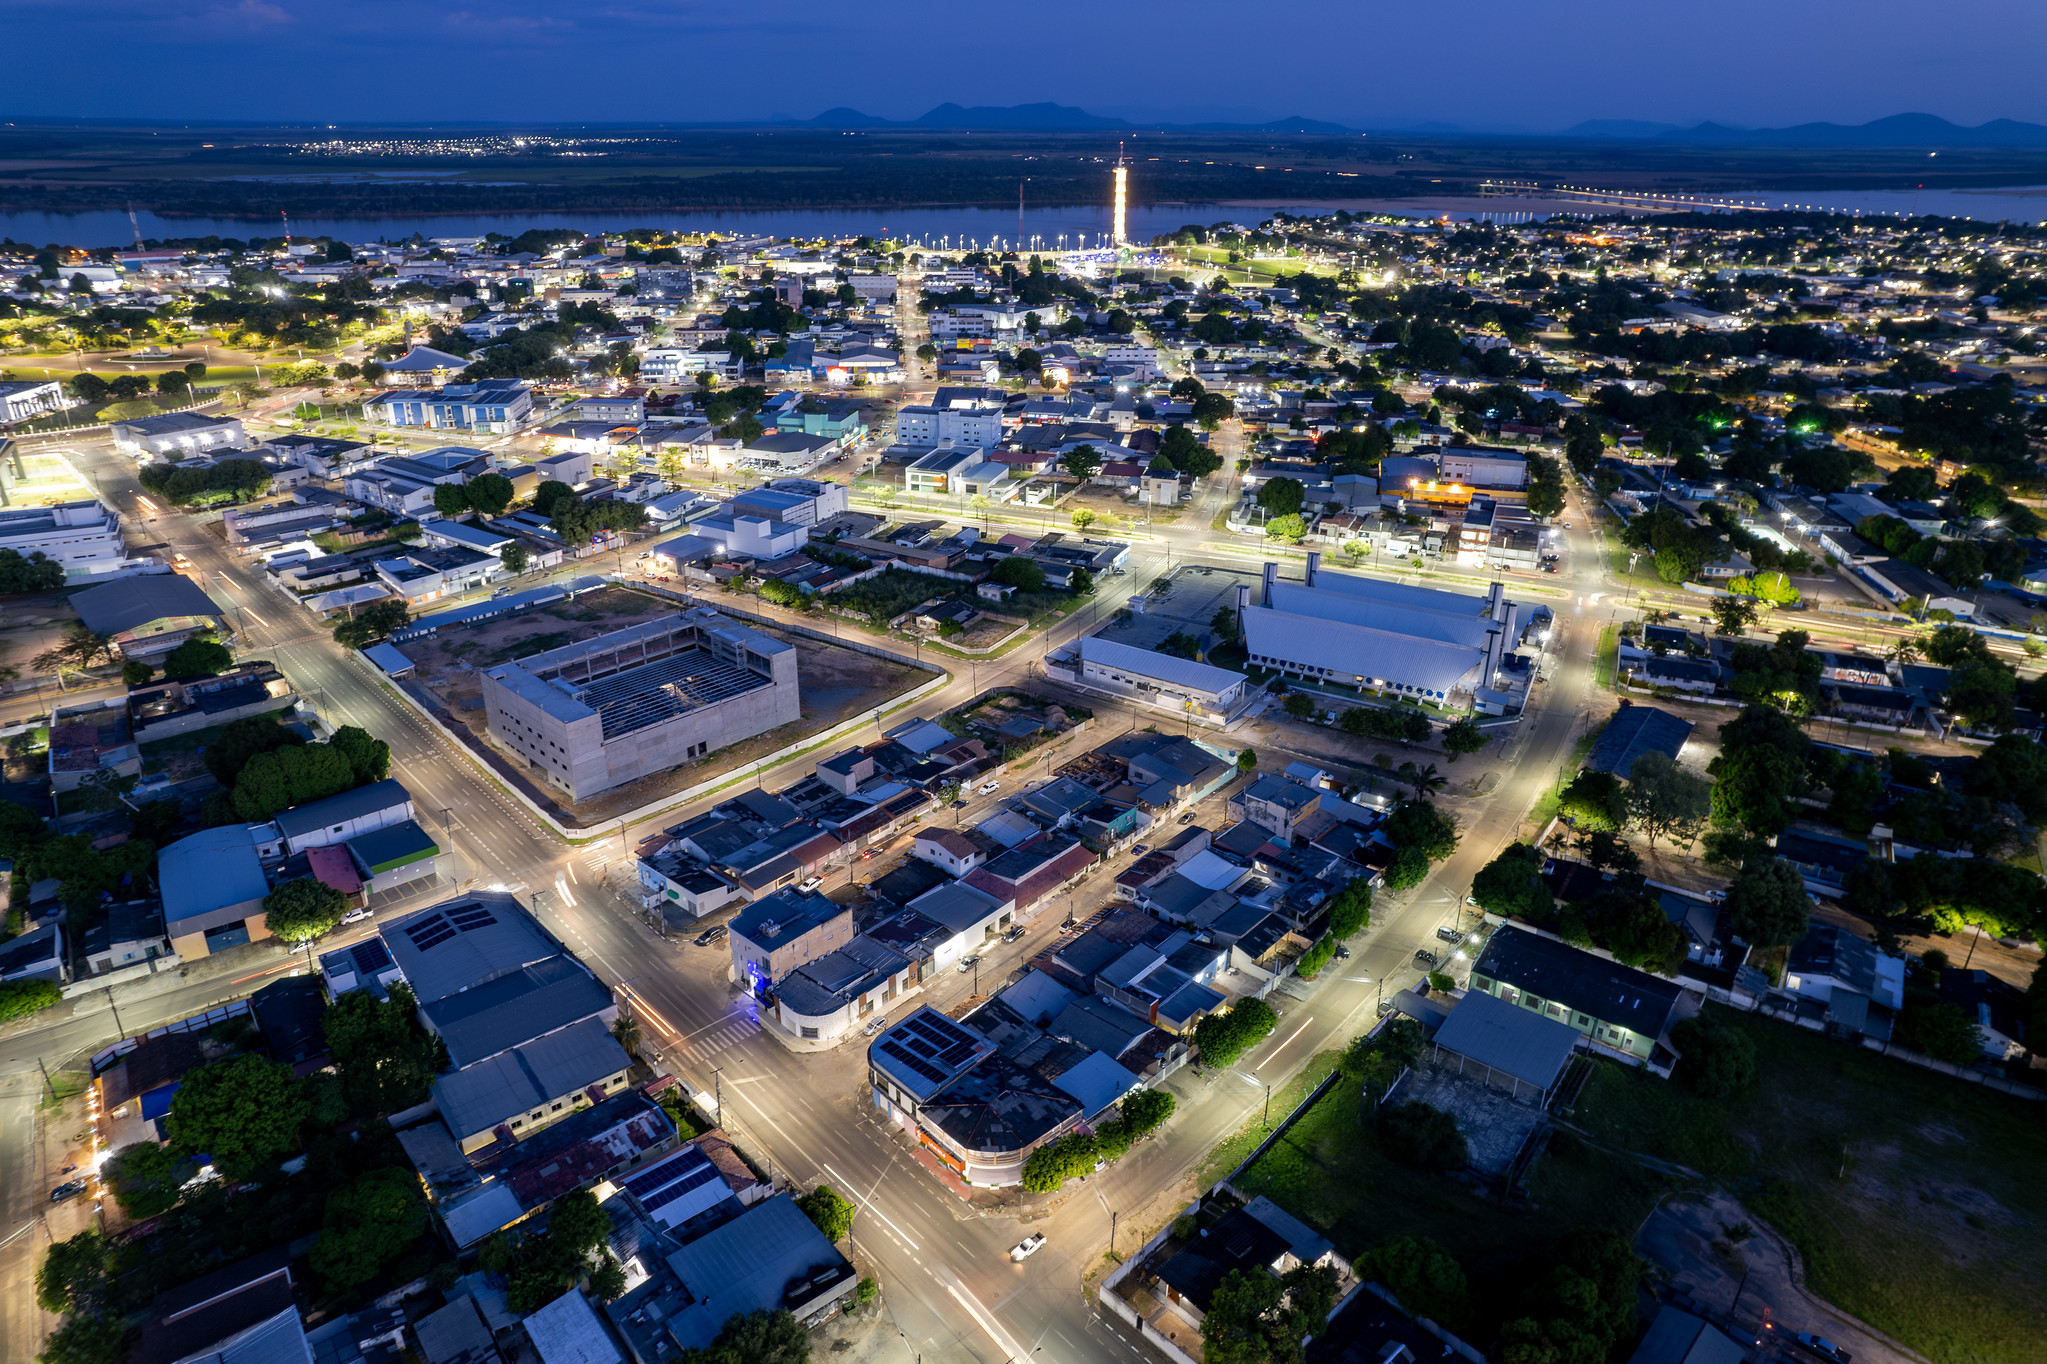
[1112,144,1127,247]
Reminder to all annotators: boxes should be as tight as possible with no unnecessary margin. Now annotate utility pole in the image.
[105,986,125,1039]
[711,1066,724,1129]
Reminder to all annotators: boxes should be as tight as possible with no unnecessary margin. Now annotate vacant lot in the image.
[1572,1007,2047,1364]
[401,585,679,718]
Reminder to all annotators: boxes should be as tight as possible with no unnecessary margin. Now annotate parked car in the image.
[1795,1335,1851,1364]
[976,781,1001,795]
[134,772,175,795]
[694,924,728,947]
[341,907,374,926]
[1178,811,1195,823]
[1435,925,1463,943]
[1003,925,1026,943]
[1413,948,1439,968]
[1334,945,1350,960]
[957,954,981,973]
[1129,844,1149,856]
[1010,1234,1046,1261]
[862,1016,887,1037]
[50,1181,87,1203]
[799,875,825,892]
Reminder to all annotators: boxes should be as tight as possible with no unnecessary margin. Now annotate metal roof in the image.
[379,892,553,1006]
[158,826,269,931]
[1585,706,1695,776]
[1048,1050,1143,1118]
[430,1016,630,1140]
[1267,580,1497,650]
[423,954,615,1068]
[1077,636,1245,697]
[1431,989,1581,1090]
[71,574,224,636]
[271,778,412,840]
[522,1283,624,1364]
[1473,925,1685,1040]
[1242,605,1484,696]
[658,1195,854,1352]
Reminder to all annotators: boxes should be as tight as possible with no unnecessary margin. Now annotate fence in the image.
[91,998,251,1074]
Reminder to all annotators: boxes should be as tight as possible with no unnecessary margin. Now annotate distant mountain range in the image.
[1565,112,2047,147]
[790,102,1354,134]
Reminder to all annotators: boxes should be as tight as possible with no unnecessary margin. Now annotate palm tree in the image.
[611,1012,642,1058]
[1397,760,1446,800]
[1884,637,1920,668]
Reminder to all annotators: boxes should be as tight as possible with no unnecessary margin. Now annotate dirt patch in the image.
[0,586,83,684]
[397,586,932,826]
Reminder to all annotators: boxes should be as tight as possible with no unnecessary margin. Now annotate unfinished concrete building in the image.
[481,609,800,802]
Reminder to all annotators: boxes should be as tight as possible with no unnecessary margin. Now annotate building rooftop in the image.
[71,574,223,636]
[379,893,556,1006]
[272,778,411,842]
[653,1195,855,1352]
[1431,988,1581,1092]
[1077,635,1245,696]
[158,825,269,929]
[1584,705,1695,776]
[729,887,844,953]
[1473,925,1685,1042]
[430,1016,630,1139]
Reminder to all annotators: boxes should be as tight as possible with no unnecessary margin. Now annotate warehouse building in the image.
[1236,556,1523,707]
[480,608,800,803]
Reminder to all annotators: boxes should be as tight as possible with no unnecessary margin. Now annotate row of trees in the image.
[138,457,272,508]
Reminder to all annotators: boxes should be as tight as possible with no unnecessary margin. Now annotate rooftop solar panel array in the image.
[622,1145,710,1200]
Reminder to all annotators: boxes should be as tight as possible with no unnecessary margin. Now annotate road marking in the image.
[822,1161,920,1251]
[1254,1015,1313,1071]
[944,1276,1029,1363]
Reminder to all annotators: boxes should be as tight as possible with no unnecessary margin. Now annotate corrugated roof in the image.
[72,574,224,636]
[658,1195,854,1352]
[158,826,269,930]
[1077,636,1245,696]
[1242,606,1483,696]
[1049,1050,1143,1118]
[1473,925,1684,1040]
[272,778,411,840]
[1431,989,1580,1090]
[1585,706,1695,776]
[380,893,552,1006]
[430,1016,630,1139]
[1267,579,1497,649]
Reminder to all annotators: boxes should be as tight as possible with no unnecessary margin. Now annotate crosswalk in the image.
[673,1014,761,1064]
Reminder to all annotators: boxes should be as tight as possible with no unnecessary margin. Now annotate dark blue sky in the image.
[8,0,2046,131]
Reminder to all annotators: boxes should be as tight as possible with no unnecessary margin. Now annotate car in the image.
[1435,925,1463,943]
[1413,948,1440,968]
[799,876,825,892]
[957,954,981,973]
[1178,811,1196,824]
[50,1180,87,1203]
[1795,1335,1851,1364]
[860,849,876,860]
[1333,945,1350,960]
[1010,1233,1047,1261]
[976,781,1001,795]
[1463,894,1480,906]
[693,924,728,946]
[1129,843,1149,856]
[340,907,374,925]
[862,1016,888,1036]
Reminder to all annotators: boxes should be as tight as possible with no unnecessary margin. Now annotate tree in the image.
[120,659,154,687]
[1441,715,1486,759]
[1712,596,1759,636]
[432,483,472,518]
[1894,1000,1985,1064]
[36,1315,125,1364]
[1060,444,1104,481]
[1377,1101,1467,1171]
[160,636,232,680]
[1559,769,1627,832]
[204,715,305,786]
[1626,751,1710,851]
[332,598,412,650]
[548,1188,612,1259]
[1192,391,1235,431]
[323,984,438,1115]
[262,877,349,945]
[164,1053,309,1179]
[1470,843,1552,921]
[990,557,1045,592]
[311,1167,430,1289]
[1723,856,1811,948]
[1970,733,2047,822]
[0,549,66,594]
[1386,798,1458,862]
[1237,748,1258,772]
[103,1141,189,1219]
[1396,761,1447,801]
[1499,1230,1643,1364]
[328,725,392,783]
[1193,998,1278,1069]
[501,542,530,574]
[34,625,114,680]
[1326,879,1373,939]
[1708,706,1810,838]
[1358,1235,1466,1326]
[1283,692,1315,721]
[1256,477,1305,517]
[1021,1132,1099,1192]
[36,1229,107,1314]
[1070,508,1097,531]
[796,1184,855,1242]
[467,471,515,516]
[1202,1265,1336,1364]
[1264,513,1307,544]
[1670,1015,1757,1098]
[232,742,356,820]
[685,1309,810,1364]
[1583,889,1683,970]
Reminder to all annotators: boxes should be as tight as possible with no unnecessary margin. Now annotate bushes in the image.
[160,637,232,680]
[1195,998,1279,1070]
[1295,935,1336,979]
[1670,1015,1757,1098]
[1337,705,1432,744]
[0,978,61,1024]
[1021,1131,1098,1192]
[1357,1234,1467,1326]
[796,1184,855,1242]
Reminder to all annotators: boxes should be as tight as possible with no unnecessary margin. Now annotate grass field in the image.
[1228,1055,1676,1334]
[1572,1007,2047,1364]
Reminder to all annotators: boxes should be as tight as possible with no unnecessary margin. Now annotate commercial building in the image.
[896,404,1003,449]
[1238,558,1523,707]
[904,445,1012,496]
[159,824,274,959]
[728,887,851,996]
[0,498,125,576]
[364,379,532,434]
[1046,636,1249,725]
[109,411,245,458]
[481,609,800,803]
[70,573,226,660]
[0,378,65,424]
[1468,925,1696,1075]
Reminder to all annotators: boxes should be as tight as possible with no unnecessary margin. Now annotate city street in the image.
[0,430,1619,1364]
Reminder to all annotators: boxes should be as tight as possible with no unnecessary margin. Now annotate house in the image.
[1149,1198,1345,1324]
[70,574,226,660]
[81,900,170,975]
[0,920,67,986]
[1231,775,1323,842]
[133,1250,306,1364]
[523,1287,624,1364]
[1782,924,1904,1040]
[912,826,994,877]
[1468,924,1696,1073]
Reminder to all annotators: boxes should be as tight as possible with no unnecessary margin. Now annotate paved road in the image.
[0,435,1619,1364]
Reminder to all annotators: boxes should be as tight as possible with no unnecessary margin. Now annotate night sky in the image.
[8,0,2047,131]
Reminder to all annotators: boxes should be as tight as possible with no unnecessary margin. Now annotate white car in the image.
[976,781,1001,795]
[1010,1233,1046,1261]
[340,907,374,925]
[799,876,825,892]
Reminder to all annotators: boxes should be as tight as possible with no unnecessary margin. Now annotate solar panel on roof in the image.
[447,906,499,933]
[350,939,392,972]
[403,915,456,951]
[880,1039,949,1085]
[938,1038,980,1066]
[622,1146,708,1199]
[639,1163,723,1213]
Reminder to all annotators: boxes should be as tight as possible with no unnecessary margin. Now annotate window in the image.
[551,1102,565,1112]
[800,1026,820,1039]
